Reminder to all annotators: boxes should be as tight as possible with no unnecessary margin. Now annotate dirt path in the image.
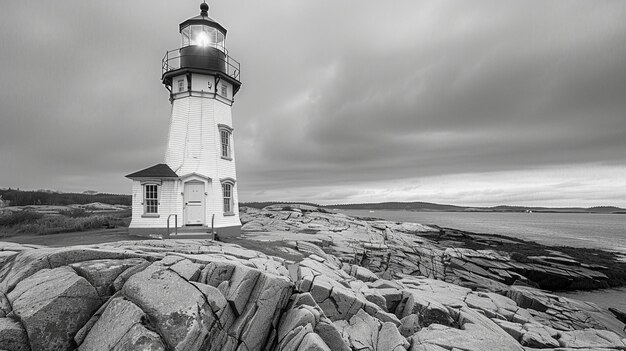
[0,228,145,247]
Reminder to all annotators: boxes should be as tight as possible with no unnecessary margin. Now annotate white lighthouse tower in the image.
[126,3,242,238]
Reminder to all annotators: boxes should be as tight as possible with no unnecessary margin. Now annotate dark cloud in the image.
[1,1,625,206]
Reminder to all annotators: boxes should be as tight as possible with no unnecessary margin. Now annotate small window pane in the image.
[181,26,191,46]
[221,130,231,158]
[223,183,232,213]
[144,185,159,214]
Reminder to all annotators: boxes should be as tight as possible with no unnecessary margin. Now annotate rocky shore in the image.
[0,204,625,350]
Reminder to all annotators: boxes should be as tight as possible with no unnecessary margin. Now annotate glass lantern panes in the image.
[181,25,226,52]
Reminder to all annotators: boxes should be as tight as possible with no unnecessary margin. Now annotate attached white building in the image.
[126,3,242,238]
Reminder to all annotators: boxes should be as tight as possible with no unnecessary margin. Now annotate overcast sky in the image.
[1,1,625,207]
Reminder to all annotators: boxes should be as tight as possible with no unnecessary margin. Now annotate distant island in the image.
[1,189,624,214]
[243,201,626,214]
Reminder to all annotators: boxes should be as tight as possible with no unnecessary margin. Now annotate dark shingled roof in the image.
[125,164,179,179]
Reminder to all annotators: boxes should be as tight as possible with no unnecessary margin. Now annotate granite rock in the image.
[0,207,625,351]
[0,317,29,351]
[8,266,101,351]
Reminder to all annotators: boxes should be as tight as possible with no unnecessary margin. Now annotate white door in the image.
[184,182,205,226]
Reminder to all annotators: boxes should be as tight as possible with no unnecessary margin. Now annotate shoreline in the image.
[239,205,626,295]
[426,225,626,288]
[337,209,626,254]
[348,214,626,292]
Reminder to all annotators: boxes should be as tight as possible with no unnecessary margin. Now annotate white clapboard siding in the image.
[159,76,240,229]
[129,180,182,229]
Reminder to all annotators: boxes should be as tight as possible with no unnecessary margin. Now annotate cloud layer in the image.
[1,1,625,206]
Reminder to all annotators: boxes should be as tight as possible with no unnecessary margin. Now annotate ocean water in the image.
[559,287,626,312]
[337,209,626,311]
[338,210,626,253]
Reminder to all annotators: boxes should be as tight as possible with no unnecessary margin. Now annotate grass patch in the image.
[17,215,128,235]
[0,210,43,226]
[1,208,131,236]
[59,208,90,218]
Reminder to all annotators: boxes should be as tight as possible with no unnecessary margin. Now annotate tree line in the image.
[0,189,131,207]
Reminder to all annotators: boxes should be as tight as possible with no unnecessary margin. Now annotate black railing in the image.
[162,47,241,82]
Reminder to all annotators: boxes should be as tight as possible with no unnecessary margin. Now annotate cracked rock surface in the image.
[0,205,625,350]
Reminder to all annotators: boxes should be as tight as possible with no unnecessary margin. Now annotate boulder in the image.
[110,324,166,351]
[8,266,101,351]
[367,279,404,290]
[335,309,382,350]
[377,288,404,312]
[401,292,454,327]
[558,329,626,349]
[409,343,449,351]
[505,286,549,312]
[399,314,421,337]
[297,332,331,351]
[364,290,388,311]
[168,259,203,281]
[317,283,363,321]
[70,258,148,298]
[0,317,29,351]
[223,265,261,316]
[0,247,140,294]
[349,265,379,282]
[122,265,215,351]
[229,273,293,351]
[335,309,408,351]
[520,323,559,348]
[314,320,350,351]
[378,321,410,350]
[493,319,525,341]
[201,261,236,287]
[78,297,146,350]
[521,329,559,348]
[249,257,290,277]
[0,292,10,317]
[277,306,319,342]
[113,261,151,291]
[411,323,524,351]
[74,291,123,346]
[277,324,314,351]
[309,276,334,303]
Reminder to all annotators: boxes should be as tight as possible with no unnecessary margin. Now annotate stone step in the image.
[169,232,214,239]
[175,226,212,233]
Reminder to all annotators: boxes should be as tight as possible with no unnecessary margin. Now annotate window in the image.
[218,124,233,160]
[221,83,228,98]
[144,184,159,214]
[178,80,184,92]
[222,183,233,214]
[220,130,231,159]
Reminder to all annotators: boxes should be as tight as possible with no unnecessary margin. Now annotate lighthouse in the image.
[126,3,242,237]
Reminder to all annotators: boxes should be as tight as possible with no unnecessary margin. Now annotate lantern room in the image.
[180,3,227,51]
[161,2,241,94]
